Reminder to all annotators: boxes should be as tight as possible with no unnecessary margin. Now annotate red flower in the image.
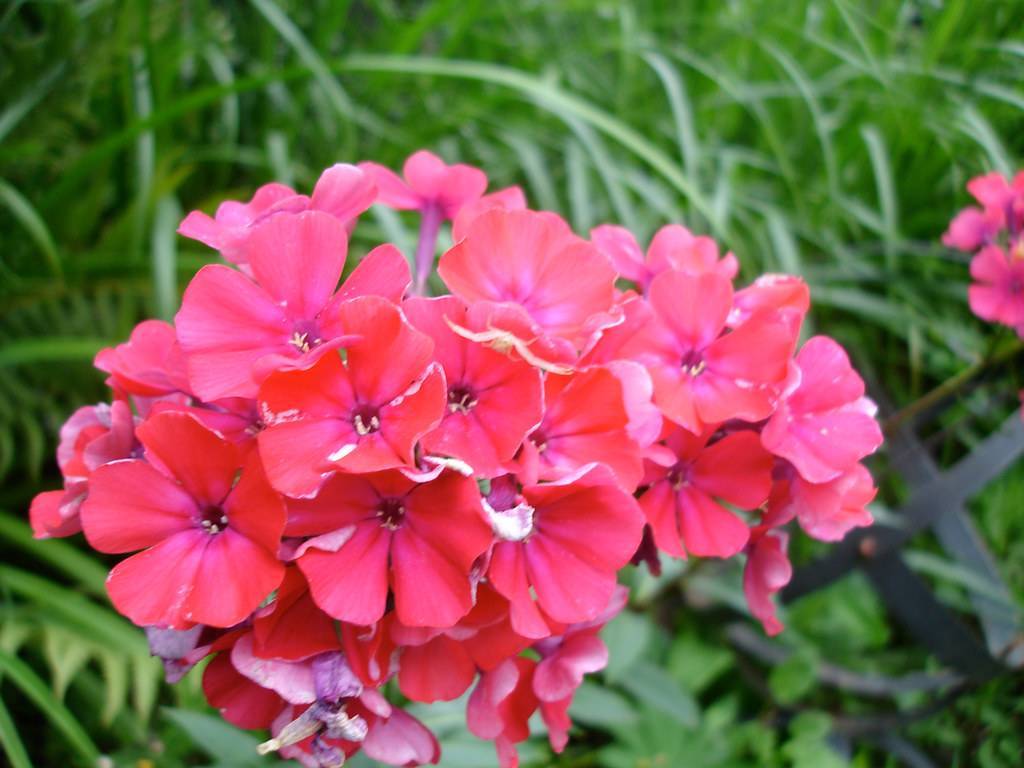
[177,211,410,400]
[287,470,492,628]
[403,295,544,477]
[257,296,445,497]
[761,336,882,483]
[639,426,772,558]
[80,411,285,628]
[486,466,644,637]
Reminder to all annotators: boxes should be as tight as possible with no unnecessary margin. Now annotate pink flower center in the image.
[447,385,478,414]
[377,498,405,530]
[352,405,381,436]
[198,506,228,535]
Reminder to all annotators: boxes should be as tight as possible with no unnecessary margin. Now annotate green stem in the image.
[883,337,1024,433]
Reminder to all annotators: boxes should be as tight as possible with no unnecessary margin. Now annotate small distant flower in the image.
[943,171,1024,252]
[967,244,1024,330]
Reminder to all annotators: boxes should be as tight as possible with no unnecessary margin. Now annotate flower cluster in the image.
[944,171,1024,333]
[30,151,882,767]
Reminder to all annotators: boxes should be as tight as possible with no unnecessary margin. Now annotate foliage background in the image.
[1,1,1023,766]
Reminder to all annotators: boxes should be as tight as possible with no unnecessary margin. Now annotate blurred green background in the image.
[2,1,1024,766]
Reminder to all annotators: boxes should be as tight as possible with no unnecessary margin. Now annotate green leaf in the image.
[667,632,734,695]
[768,648,820,705]
[164,707,265,765]
[0,514,109,597]
[601,609,653,682]
[569,681,637,729]
[0,648,100,765]
[618,661,699,726]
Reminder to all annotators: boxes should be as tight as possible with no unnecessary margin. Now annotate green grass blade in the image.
[0,337,112,367]
[0,695,31,768]
[0,649,100,765]
[0,515,108,597]
[339,55,726,240]
[151,195,181,321]
[0,179,61,278]
[0,63,64,145]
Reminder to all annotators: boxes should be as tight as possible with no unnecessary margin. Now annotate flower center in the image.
[680,350,706,378]
[198,506,228,535]
[447,385,478,414]
[667,463,690,491]
[377,498,405,530]
[352,405,381,436]
[289,319,323,353]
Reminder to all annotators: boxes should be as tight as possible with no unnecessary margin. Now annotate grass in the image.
[1,0,1023,766]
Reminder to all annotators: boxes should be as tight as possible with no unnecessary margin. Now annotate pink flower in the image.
[80,411,285,628]
[770,462,876,542]
[287,470,492,628]
[612,269,794,433]
[452,186,527,241]
[486,466,644,637]
[30,400,138,538]
[967,245,1024,327]
[251,568,342,662]
[257,296,445,496]
[943,171,1024,251]
[402,295,544,477]
[467,657,538,768]
[359,150,488,220]
[439,208,618,367]
[640,426,772,558]
[178,164,376,263]
[743,526,792,636]
[516,365,645,491]
[761,336,882,483]
[177,210,410,401]
[94,320,191,398]
[203,650,286,729]
[590,223,738,291]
